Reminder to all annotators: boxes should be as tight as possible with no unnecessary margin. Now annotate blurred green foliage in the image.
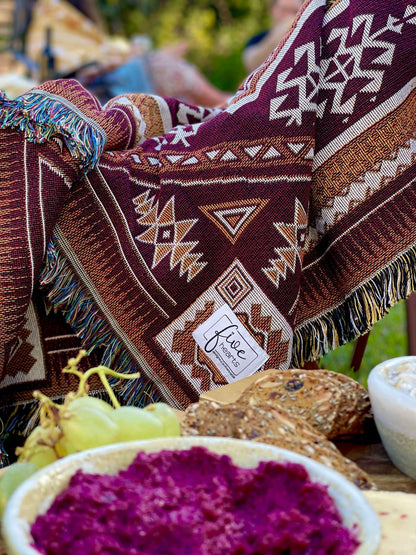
[97,0,273,91]
[322,301,407,387]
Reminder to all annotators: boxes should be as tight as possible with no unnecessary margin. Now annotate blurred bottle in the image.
[39,27,55,82]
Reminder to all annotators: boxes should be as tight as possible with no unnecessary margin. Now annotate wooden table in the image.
[336,437,416,494]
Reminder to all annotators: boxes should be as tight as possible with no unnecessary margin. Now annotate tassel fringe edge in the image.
[0,88,106,173]
[39,238,162,407]
[292,245,416,368]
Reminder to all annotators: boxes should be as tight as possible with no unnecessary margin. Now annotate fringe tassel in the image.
[292,246,416,367]
[39,238,161,407]
[0,400,42,467]
[0,89,106,173]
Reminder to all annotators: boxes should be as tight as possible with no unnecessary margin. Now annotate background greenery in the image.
[322,301,407,386]
[97,0,273,92]
[96,1,410,383]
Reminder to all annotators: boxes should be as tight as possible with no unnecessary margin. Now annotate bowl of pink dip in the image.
[2,436,380,555]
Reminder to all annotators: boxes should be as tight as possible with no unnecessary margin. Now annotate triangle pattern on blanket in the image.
[134,194,207,281]
[262,198,308,287]
[199,198,270,244]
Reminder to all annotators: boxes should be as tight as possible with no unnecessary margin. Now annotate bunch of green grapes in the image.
[0,351,180,515]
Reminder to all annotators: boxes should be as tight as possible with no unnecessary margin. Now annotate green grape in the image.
[68,395,114,414]
[21,425,49,447]
[0,462,38,516]
[17,426,59,468]
[54,436,71,458]
[60,405,120,452]
[110,406,164,442]
[26,445,58,468]
[144,402,181,436]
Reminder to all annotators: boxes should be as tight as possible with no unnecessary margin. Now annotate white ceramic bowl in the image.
[367,356,416,480]
[2,436,381,555]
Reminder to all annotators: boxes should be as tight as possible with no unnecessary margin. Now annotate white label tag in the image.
[192,304,269,383]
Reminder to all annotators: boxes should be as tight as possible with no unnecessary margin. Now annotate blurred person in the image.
[25,0,229,106]
[243,0,304,73]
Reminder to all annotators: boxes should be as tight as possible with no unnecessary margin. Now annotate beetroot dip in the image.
[31,446,360,554]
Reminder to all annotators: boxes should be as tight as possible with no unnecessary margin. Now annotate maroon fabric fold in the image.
[0,0,415,427]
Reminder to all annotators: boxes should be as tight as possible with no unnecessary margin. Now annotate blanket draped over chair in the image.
[0,0,415,460]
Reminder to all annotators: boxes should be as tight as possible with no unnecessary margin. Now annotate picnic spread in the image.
[1,0,415,442]
[0,0,415,549]
[195,372,416,553]
[0,368,416,553]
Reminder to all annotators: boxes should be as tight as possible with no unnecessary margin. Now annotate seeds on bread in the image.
[237,369,372,439]
[181,398,375,490]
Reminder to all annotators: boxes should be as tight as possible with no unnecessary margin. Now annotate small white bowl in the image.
[2,436,381,555]
[367,356,416,480]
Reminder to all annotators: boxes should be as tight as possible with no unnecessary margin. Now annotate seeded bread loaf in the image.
[237,369,372,439]
[181,398,375,490]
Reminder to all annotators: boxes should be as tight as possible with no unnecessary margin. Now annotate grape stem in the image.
[62,350,141,409]
[16,351,143,463]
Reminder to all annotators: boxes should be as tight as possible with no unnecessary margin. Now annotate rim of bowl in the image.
[368,356,416,407]
[2,436,381,555]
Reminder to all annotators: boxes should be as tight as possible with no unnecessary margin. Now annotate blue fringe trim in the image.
[0,439,8,468]
[0,88,106,174]
[292,245,416,367]
[39,238,161,408]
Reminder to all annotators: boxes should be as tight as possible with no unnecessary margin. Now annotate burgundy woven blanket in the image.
[0,0,415,432]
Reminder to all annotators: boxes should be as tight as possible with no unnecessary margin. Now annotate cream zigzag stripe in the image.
[303,176,416,272]
[313,78,416,170]
[165,175,309,188]
[316,137,416,234]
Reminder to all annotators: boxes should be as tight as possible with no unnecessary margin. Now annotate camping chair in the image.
[3,0,154,103]
[4,0,96,80]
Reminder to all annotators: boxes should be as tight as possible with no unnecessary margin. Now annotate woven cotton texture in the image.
[0,0,415,428]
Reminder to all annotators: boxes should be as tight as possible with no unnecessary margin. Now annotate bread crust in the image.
[181,398,375,490]
[237,369,372,439]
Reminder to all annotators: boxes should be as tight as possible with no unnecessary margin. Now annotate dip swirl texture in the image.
[31,446,359,554]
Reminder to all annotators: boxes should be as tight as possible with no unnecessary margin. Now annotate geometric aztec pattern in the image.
[263,198,308,288]
[2,0,415,441]
[199,198,270,244]
[270,41,320,127]
[160,137,315,169]
[216,264,254,308]
[1,302,39,385]
[318,8,414,119]
[316,136,416,234]
[156,260,293,392]
[133,192,207,282]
